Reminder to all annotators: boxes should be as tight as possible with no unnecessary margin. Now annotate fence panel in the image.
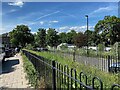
[22,50,120,89]
[49,50,120,73]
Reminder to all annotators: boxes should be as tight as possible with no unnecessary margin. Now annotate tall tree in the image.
[66,30,77,44]
[73,32,87,48]
[46,28,59,47]
[84,30,93,45]
[94,16,120,45]
[59,32,67,43]
[35,28,46,48]
[9,25,34,47]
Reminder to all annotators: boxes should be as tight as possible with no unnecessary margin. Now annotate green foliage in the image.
[59,32,67,43]
[59,44,68,50]
[35,28,47,48]
[66,30,77,44]
[26,44,34,50]
[24,49,119,89]
[9,25,34,47]
[94,16,120,45]
[22,53,39,88]
[84,30,94,45]
[46,28,59,47]
[73,32,87,48]
[98,44,105,52]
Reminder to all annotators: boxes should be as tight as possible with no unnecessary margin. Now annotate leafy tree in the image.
[73,32,87,48]
[59,32,67,43]
[9,25,34,47]
[84,30,94,45]
[46,28,59,47]
[66,30,77,44]
[92,32,101,45]
[94,16,120,45]
[35,28,46,48]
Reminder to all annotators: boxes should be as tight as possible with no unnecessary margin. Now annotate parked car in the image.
[35,47,48,51]
[41,48,48,51]
[0,52,5,62]
[4,48,15,58]
[109,62,120,73]
[0,47,5,62]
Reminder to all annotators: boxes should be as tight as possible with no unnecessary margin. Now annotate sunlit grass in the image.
[23,49,119,88]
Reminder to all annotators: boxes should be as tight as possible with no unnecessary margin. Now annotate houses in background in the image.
[0,33,11,49]
[88,46,111,51]
[57,43,111,52]
[57,43,76,50]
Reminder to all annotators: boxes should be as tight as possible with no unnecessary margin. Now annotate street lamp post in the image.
[85,15,89,56]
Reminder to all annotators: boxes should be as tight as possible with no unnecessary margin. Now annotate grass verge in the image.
[21,53,39,88]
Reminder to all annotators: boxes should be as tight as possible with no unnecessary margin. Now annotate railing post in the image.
[108,55,110,72]
[73,51,75,62]
[92,76,103,90]
[52,61,56,90]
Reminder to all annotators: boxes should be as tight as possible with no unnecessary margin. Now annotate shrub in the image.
[25,44,34,50]
[22,54,39,88]
[98,44,105,52]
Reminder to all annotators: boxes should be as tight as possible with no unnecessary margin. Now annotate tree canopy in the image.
[94,16,120,45]
[35,28,47,48]
[46,28,59,47]
[66,30,77,44]
[73,32,87,48]
[59,32,67,43]
[9,25,34,47]
[8,15,120,49]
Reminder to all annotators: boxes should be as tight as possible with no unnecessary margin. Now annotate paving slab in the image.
[0,53,30,88]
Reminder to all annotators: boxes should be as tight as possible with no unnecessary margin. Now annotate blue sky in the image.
[1,2,118,34]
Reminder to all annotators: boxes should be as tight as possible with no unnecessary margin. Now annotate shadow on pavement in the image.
[2,59,19,74]
[0,86,8,89]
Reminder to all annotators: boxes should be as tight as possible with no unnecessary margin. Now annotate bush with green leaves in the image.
[25,44,34,50]
[98,44,105,52]
[22,54,39,88]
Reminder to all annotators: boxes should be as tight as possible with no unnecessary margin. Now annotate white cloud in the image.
[0,25,15,34]
[93,7,112,13]
[89,6,117,16]
[56,25,94,33]
[57,26,69,32]
[49,20,59,23]
[31,32,36,34]
[40,21,44,25]
[8,1,24,7]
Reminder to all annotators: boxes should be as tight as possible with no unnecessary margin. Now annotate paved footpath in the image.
[0,53,30,88]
